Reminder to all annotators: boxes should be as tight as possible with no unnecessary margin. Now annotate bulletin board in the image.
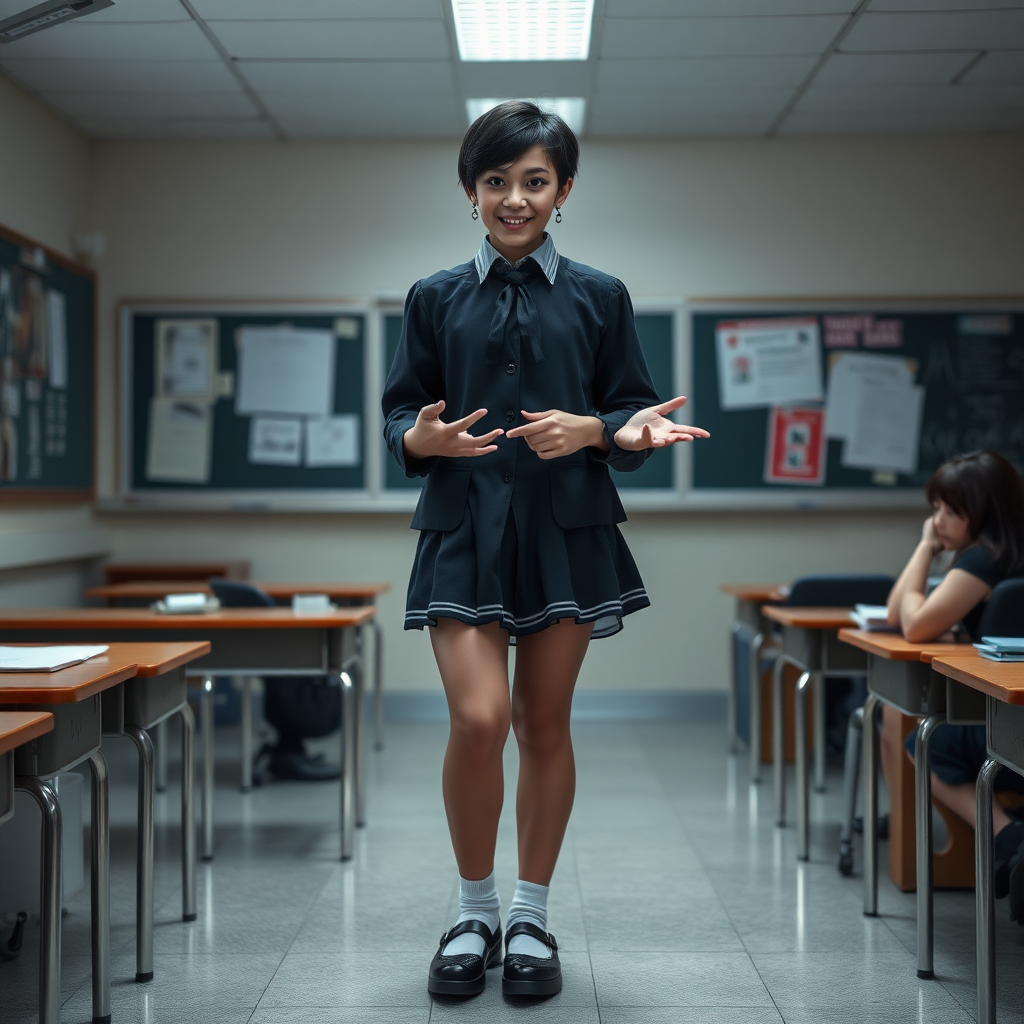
[118,302,371,510]
[0,223,95,502]
[686,300,1024,509]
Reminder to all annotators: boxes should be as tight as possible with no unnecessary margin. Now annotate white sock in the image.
[506,879,552,959]
[441,872,500,957]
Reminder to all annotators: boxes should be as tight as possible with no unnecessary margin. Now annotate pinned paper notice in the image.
[306,415,360,467]
[249,417,302,466]
[825,353,915,441]
[334,317,360,340]
[842,383,924,476]
[716,318,823,410]
[236,327,335,418]
[156,320,216,400]
[146,397,212,483]
[45,290,67,389]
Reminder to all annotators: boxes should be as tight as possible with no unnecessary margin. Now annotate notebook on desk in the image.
[850,605,898,632]
[975,637,1024,663]
[0,645,109,673]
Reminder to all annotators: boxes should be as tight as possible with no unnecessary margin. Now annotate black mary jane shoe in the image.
[427,919,503,997]
[502,922,562,998]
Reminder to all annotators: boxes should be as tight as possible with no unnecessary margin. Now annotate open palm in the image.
[613,396,710,451]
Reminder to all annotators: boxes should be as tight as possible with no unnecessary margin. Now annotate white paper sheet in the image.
[715,318,824,410]
[249,417,302,466]
[145,397,212,483]
[156,320,216,399]
[0,644,108,672]
[825,353,914,440]
[45,289,67,389]
[842,382,924,475]
[236,327,335,417]
[305,415,360,467]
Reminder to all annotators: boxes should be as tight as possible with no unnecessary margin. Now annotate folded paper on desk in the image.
[0,644,109,672]
[975,637,1024,663]
[850,604,898,632]
[153,593,221,614]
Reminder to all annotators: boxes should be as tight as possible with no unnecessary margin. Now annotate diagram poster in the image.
[764,407,826,486]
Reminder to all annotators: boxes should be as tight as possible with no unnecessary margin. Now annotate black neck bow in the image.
[485,259,545,366]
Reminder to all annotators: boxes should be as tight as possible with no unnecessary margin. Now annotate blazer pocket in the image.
[550,464,627,529]
[410,468,472,532]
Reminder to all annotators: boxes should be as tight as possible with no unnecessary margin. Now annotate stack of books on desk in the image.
[850,605,898,632]
[975,637,1024,663]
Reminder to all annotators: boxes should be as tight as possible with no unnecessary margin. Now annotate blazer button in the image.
[505,410,515,423]
[506,362,517,375]
[503,471,512,484]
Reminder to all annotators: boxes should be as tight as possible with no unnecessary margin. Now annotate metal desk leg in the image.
[976,757,999,1024]
[240,676,253,793]
[838,706,864,876]
[125,726,155,982]
[200,675,215,861]
[16,777,62,1024]
[729,621,742,753]
[87,751,111,1023]
[338,669,356,861]
[773,655,789,827]
[372,616,385,751]
[154,719,168,794]
[813,672,827,793]
[353,630,367,828]
[795,671,813,861]
[179,703,197,921]
[915,714,943,979]
[749,632,764,784]
[863,694,881,916]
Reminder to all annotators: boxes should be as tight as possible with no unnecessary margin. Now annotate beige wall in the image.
[0,75,107,608]
[87,135,1024,693]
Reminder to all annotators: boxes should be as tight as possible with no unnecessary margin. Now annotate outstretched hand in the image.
[613,396,710,451]
[402,400,503,460]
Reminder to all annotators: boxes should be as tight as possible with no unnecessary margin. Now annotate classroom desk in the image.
[761,606,864,857]
[838,629,977,980]
[0,607,374,863]
[719,583,787,775]
[0,711,54,823]
[86,580,392,759]
[0,657,137,1024]
[930,655,1024,1024]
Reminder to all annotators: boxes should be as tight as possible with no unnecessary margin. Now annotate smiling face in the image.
[467,144,572,265]
[932,498,972,550]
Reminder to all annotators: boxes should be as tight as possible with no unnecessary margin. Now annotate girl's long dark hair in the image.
[926,450,1024,573]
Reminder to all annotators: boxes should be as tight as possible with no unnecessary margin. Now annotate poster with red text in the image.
[764,407,826,486]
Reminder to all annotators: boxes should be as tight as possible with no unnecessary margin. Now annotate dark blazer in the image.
[382,255,660,533]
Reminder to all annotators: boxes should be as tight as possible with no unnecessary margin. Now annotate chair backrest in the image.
[977,578,1024,638]
[208,578,276,608]
[785,573,895,608]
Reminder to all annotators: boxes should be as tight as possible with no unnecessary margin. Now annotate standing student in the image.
[887,450,1024,922]
[382,101,708,998]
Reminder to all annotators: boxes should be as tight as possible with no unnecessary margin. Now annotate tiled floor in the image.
[2,716,1023,1023]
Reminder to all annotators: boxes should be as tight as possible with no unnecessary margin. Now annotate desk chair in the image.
[207,580,343,785]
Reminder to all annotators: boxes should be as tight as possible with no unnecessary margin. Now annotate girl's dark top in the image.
[382,246,660,535]
[953,544,1020,640]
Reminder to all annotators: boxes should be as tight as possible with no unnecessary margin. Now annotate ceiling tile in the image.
[843,10,1024,51]
[798,81,1024,110]
[592,87,794,116]
[817,51,977,84]
[191,0,443,18]
[83,0,192,21]
[0,58,238,93]
[606,0,856,13]
[0,21,219,60]
[43,90,257,119]
[962,50,1024,85]
[600,15,848,58]
[596,55,818,90]
[241,59,453,94]
[260,90,459,122]
[277,112,463,139]
[76,117,276,140]
[867,0,1024,10]
[458,61,591,95]
[779,106,1020,133]
[588,110,775,136]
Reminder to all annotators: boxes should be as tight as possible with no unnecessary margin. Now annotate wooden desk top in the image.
[762,606,854,629]
[0,711,53,755]
[0,607,375,631]
[0,658,137,704]
[838,628,974,663]
[85,581,391,601]
[931,655,1024,706]
[720,583,789,602]
[91,641,211,676]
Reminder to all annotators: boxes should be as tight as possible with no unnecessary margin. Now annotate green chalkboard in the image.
[0,224,95,499]
[122,304,366,505]
[382,310,677,493]
[690,303,1024,500]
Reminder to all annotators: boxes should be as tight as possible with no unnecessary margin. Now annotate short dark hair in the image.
[926,449,1024,572]
[458,100,579,192]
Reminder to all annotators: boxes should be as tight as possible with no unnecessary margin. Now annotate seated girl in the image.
[886,450,1024,922]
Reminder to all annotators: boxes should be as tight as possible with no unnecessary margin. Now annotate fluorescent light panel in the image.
[0,0,113,42]
[466,97,585,133]
[452,0,594,62]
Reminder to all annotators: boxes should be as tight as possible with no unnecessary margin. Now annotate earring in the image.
[471,205,479,220]
[555,207,562,223]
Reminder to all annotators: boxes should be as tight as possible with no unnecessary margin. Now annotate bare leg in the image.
[511,619,593,885]
[430,618,512,880]
[930,775,1013,835]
